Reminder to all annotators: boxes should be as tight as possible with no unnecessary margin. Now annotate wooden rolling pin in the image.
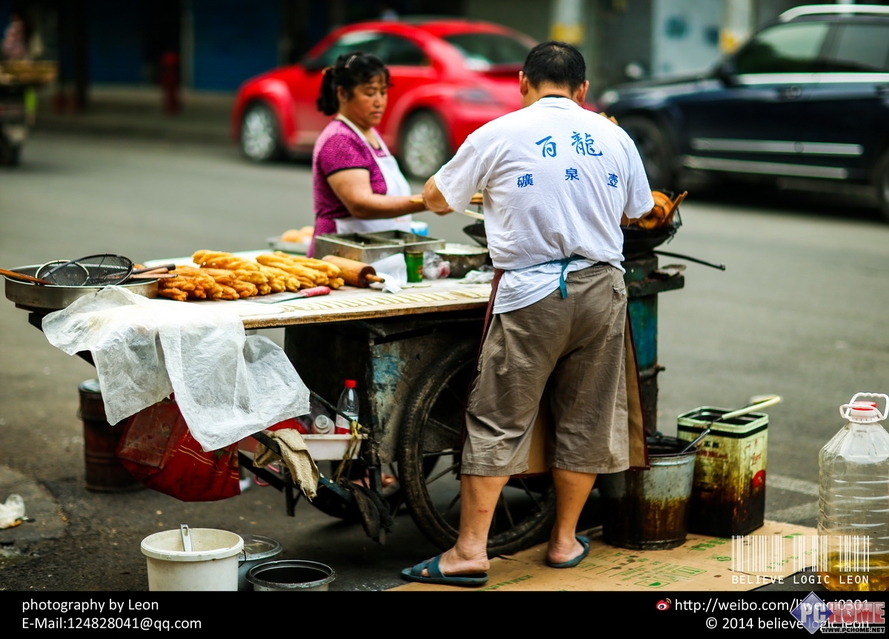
[321,255,385,288]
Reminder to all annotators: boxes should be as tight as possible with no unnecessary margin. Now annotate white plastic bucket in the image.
[141,528,244,591]
[246,560,336,591]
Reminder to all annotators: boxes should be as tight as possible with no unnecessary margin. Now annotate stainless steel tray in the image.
[266,236,309,254]
[4,264,159,310]
[313,231,446,263]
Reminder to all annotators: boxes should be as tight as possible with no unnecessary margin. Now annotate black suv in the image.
[597,4,889,219]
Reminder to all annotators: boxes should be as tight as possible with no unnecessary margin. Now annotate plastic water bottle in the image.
[335,380,359,435]
[818,393,889,591]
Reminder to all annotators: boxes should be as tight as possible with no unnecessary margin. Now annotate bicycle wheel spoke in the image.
[420,447,458,460]
[424,459,460,484]
[497,491,517,528]
[427,416,461,438]
[440,381,465,408]
[514,477,545,509]
[440,491,461,519]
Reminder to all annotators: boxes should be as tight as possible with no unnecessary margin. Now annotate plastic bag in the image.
[0,494,25,529]
[461,267,495,283]
[117,398,240,501]
[369,253,406,293]
[422,252,450,280]
[42,287,310,451]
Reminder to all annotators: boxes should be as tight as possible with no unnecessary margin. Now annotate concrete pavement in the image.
[33,85,234,146]
[2,86,235,560]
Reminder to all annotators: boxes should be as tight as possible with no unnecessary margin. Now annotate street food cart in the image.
[3,227,685,557]
[0,59,56,165]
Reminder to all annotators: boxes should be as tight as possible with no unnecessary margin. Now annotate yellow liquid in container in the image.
[819,555,889,592]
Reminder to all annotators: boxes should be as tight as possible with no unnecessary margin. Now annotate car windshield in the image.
[442,33,531,71]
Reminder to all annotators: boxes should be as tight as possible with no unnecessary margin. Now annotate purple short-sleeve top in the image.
[310,119,390,253]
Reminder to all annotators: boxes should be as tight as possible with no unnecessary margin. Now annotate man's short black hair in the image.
[522,41,586,92]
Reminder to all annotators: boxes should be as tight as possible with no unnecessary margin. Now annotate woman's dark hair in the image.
[316,52,390,115]
[521,41,585,92]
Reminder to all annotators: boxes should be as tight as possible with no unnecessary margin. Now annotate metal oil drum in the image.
[598,435,697,550]
[677,407,768,537]
[78,379,143,492]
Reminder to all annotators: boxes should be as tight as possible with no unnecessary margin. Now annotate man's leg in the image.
[546,468,597,565]
[424,473,509,576]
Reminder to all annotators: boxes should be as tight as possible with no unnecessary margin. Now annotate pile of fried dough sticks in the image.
[157,250,345,302]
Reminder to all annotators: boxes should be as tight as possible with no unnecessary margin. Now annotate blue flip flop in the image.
[400,554,489,586]
[546,535,590,569]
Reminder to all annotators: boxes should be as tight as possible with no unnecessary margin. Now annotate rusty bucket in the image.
[78,379,143,493]
[598,435,696,550]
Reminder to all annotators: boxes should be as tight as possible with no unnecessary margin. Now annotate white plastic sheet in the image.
[0,494,25,529]
[42,287,310,451]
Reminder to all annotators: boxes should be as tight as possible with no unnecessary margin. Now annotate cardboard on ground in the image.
[391,521,817,592]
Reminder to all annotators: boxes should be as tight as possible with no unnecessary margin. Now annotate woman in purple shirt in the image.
[309,52,427,256]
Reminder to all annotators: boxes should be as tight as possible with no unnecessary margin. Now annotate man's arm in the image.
[422,176,453,215]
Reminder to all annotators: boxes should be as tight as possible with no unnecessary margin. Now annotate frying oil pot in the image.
[598,435,697,550]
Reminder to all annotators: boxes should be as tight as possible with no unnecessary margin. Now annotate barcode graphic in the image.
[732,535,871,573]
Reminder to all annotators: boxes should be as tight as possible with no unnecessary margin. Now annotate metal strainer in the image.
[36,254,134,286]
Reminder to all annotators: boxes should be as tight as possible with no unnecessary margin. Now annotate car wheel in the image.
[240,101,283,162]
[876,149,889,222]
[399,111,449,180]
[619,116,676,191]
[0,135,21,166]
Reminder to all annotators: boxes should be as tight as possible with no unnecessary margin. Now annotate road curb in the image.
[33,116,231,146]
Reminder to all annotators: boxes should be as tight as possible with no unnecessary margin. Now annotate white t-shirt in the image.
[435,97,654,313]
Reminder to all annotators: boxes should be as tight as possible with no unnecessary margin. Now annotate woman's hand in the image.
[327,169,426,219]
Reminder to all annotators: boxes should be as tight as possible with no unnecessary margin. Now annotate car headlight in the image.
[598,89,620,108]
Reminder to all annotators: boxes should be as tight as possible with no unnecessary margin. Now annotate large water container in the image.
[818,393,889,592]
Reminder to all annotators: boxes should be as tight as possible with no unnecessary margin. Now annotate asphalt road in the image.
[1,130,889,593]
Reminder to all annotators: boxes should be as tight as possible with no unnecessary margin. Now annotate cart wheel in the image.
[398,340,556,556]
[0,137,21,166]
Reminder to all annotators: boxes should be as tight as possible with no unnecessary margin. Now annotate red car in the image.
[231,18,537,179]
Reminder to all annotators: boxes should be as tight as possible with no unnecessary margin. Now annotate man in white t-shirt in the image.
[401,42,655,586]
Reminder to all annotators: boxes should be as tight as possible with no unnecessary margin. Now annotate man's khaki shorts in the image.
[461,264,629,476]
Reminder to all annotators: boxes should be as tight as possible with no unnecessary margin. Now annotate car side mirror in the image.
[714,60,739,86]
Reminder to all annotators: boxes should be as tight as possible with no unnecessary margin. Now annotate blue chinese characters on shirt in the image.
[571,132,602,157]
[524,130,618,190]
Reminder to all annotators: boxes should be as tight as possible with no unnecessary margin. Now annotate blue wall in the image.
[192,0,279,91]
[87,0,143,84]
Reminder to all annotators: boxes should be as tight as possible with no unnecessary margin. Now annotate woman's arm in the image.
[327,169,426,219]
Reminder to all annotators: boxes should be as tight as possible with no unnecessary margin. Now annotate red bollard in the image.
[160,51,181,115]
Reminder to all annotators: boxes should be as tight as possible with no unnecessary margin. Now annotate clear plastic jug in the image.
[818,393,889,591]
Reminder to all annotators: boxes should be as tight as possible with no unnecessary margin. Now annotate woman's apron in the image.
[333,115,413,235]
